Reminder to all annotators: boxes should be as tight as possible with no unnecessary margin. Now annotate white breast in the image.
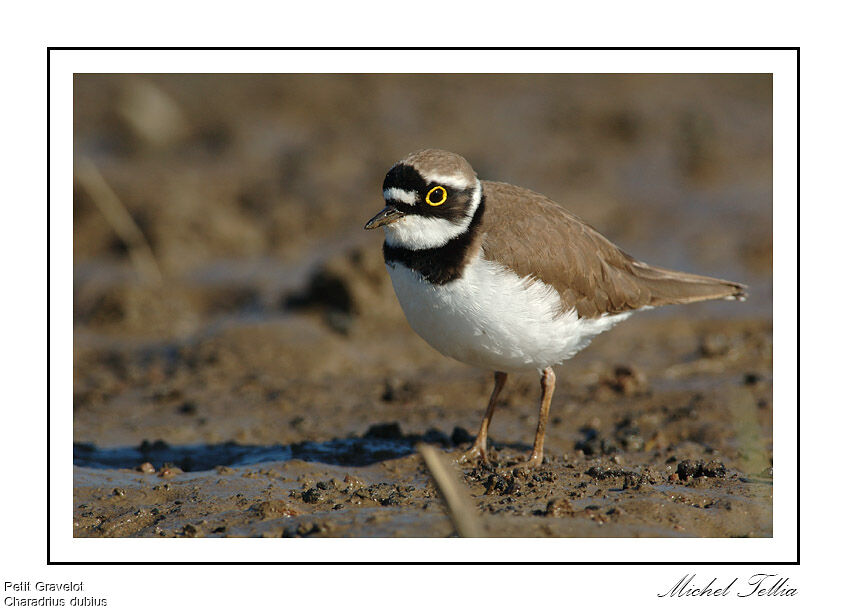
[387,254,631,373]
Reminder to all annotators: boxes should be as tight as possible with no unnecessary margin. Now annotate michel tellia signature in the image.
[658,574,798,598]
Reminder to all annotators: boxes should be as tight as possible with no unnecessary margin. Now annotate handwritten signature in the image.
[658,574,797,597]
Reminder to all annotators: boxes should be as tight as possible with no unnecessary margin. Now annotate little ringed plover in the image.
[365,149,746,468]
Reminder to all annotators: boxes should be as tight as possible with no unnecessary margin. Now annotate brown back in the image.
[478,181,746,319]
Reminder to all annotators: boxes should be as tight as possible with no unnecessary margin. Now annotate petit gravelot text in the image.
[4,581,108,607]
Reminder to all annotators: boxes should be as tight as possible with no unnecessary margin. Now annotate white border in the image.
[52,49,795,563]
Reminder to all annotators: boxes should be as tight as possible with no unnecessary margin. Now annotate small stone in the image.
[254,500,298,519]
[544,498,574,517]
[484,474,507,495]
[504,479,521,496]
[302,488,323,504]
[676,459,727,481]
[137,462,156,474]
[343,474,365,489]
[586,465,626,480]
[701,460,727,478]
[158,466,183,479]
[622,473,652,490]
[183,523,201,537]
[676,459,701,481]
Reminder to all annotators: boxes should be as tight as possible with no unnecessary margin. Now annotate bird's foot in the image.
[512,452,544,470]
[458,443,489,466]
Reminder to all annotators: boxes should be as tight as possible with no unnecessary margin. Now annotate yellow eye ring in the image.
[425,185,447,206]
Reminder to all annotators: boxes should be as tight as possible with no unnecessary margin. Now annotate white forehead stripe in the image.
[422,173,473,190]
[383,187,418,206]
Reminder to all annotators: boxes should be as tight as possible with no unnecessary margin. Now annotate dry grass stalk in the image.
[75,157,162,284]
[417,443,485,538]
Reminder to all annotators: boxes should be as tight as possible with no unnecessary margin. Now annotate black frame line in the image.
[51,46,795,51]
[52,46,799,565]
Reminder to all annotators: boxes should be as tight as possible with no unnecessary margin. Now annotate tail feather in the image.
[629,261,747,306]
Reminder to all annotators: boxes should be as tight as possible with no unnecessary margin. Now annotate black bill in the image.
[364,206,405,230]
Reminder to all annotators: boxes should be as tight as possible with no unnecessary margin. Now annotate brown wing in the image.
[479,181,746,319]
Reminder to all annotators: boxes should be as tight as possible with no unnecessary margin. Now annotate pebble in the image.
[183,523,201,537]
[544,498,574,517]
[136,462,156,474]
[158,466,183,478]
[302,488,323,504]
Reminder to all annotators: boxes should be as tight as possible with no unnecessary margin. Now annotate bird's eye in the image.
[425,185,447,206]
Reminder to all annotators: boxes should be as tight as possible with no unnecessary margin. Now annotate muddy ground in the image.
[73,74,772,538]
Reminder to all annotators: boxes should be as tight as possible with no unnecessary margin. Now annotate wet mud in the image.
[73,74,772,538]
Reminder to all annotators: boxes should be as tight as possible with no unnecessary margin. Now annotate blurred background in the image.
[73,71,772,446]
[74,74,771,326]
[73,75,772,537]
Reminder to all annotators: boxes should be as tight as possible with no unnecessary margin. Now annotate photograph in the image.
[71,71,774,539]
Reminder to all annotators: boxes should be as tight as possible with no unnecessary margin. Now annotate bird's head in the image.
[365,149,482,250]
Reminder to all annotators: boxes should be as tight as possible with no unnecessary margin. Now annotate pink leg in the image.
[460,371,508,464]
[523,367,555,468]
